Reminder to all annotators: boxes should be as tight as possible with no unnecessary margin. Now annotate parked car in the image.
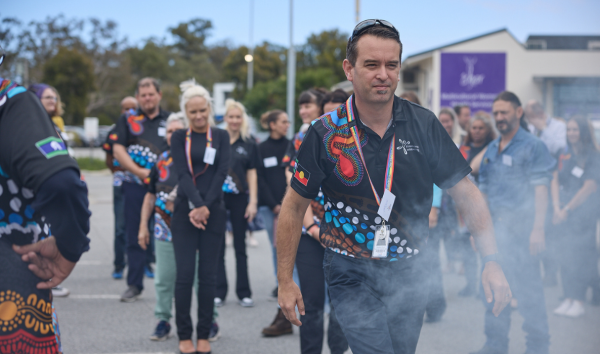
[97,125,113,146]
[64,126,90,148]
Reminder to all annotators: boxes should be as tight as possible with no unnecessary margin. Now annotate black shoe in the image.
[208,321,220,342]
[149,320,170,341]
[469,345,507,354]
[120,286,141,302]
[458,285,476,297]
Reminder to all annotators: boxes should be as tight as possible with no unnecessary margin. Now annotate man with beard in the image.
[275,20,512,354]
[113,78,169,302]
[472,91,554,354]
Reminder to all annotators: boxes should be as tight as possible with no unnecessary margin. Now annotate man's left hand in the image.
[481,261,512,317]
[529,228,545,256]
[13,236,76,289]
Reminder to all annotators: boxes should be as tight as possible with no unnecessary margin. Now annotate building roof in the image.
[526,35,600,50]
[403,28,517,62]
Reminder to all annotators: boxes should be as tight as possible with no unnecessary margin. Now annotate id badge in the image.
[372,225,390,258]
[204,147,216,165]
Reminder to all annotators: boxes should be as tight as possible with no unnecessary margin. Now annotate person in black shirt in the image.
[216,99,259,307]
[0,76,90,353]
[276,20,511,354]
[551,116,600,318]
[113,78,169,302]
[170,81,230,354]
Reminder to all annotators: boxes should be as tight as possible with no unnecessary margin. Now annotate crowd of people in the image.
[0,19,598,354]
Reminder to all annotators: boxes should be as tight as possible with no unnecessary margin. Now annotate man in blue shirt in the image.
[474,91,555,354]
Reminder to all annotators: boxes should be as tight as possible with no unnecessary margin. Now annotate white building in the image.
[398,29,600,120]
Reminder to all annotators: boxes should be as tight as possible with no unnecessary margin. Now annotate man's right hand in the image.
[481,261,512,317]
[278,280,305,326]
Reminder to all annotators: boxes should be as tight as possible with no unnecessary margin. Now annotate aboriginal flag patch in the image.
[293,161,310,186]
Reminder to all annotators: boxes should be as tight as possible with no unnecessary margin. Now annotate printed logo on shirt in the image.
[236,146,247,155]
[35,137,68,159]
[294,161,310,186]
[157,154,173,182]
[396,138,420,155]
[282,154,291,163]
[127,114,146,136]
[109,133,118,141]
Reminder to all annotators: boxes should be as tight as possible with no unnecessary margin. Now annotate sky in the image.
[3,0,599,57]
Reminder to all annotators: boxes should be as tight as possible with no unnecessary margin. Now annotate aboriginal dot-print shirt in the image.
[115,108,170,185]
[148,150,177,242]
[290,96,471,261]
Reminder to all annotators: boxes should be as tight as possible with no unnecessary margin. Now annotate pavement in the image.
[54,171,600,354]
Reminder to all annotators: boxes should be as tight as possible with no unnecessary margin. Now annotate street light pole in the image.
[356,0,360,23]
[286,0,296,139]
[247,0,254,90]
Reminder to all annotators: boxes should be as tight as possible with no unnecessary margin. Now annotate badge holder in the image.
[372,223,390,258]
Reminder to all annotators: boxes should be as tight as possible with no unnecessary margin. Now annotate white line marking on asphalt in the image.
[70,294,121,299]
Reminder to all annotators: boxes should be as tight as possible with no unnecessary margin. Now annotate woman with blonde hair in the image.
[170,80,230,354]
[28,83,66,132]
[215,99,259,308]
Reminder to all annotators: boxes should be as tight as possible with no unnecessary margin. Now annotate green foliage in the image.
[75,157,107,171]
[299,29,348,83]
[43,47,95,125]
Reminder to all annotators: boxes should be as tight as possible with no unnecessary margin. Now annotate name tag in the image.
[372,225,390,258]
[204,147,216,165]
[263,156,278,168]
[502,154,512,166]
[377,189,396,222]
[158,127,166,137]
[571,166,584,178]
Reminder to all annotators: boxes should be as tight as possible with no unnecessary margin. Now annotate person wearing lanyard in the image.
[113,77,170,302]
[170,81,230,354]
[275,20,511,354]
[216,99,258,308]
[0,56,91,353]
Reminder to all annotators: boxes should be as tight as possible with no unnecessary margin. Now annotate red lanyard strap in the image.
[345,95,395,206]
[185,127,212,185]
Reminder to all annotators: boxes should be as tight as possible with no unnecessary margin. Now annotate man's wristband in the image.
[482,253,501,266]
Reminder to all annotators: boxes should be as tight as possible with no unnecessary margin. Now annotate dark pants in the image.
[113,184,127,271]
[557,216,598,301]
[425,227,446,321]
[172,198,225,341]
[483,217,550,354]
[216,193,251,300]
[296,235,348,354]
[324,249,429,354]
[459,232,478,291]
[123,182,147,291]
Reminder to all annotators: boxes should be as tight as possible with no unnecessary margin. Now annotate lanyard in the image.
[345,95,395,206]
[185,127,212,184]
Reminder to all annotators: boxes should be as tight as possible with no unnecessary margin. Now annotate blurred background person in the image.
[454,104,472,144]
[457,111,497,297]
[216,99,258,308]
[28,83,65,132]
[170,81,230,354]
[322,89,350,114]
[473,91,554,354]
[551,116,600,318]
[113,78,169,302]
[102,96,138,280]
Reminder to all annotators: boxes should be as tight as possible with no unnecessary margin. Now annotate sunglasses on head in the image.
[350,19,399,41]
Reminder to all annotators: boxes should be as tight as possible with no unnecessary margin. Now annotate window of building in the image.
[527,40,547,50]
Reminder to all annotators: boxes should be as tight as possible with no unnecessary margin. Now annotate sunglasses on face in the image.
[42,96,58,102]
[350,19,399,41]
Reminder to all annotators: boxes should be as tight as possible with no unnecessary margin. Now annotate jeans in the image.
[482,216,550,354]
[324,249,429,354]
[122,182,148,291]
[217,193,252,300]
[113,185,126,271]
[259,206,300,286]
[296,234,348,354]
[424,226,446,321]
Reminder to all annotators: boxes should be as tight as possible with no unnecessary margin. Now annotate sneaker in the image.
[563,300,584,318]
[247,233,259,247]
[52,286,70,298]
[112,269,124,280]
[261,308,293,337]
[120,286,141,302]
[239,297,254,307]
[553,299,572,316]
[226,232,233,247]
[149,320,171,341]
[214,297,224,307]
[144,266,155,278]
[208,321,220,342]
[469,345,507,354]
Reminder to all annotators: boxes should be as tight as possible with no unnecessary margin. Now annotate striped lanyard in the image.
[185,127,212,184]
[345,95,395,206]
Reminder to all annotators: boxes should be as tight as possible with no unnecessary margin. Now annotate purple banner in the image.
[440,52,506,112]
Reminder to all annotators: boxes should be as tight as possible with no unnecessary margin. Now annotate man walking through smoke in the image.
[275,19,512,354]
[471,91,554,354]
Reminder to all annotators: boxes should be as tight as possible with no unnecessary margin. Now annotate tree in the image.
[169,18,212,59]
[43,47,95,125]
[298,29,348,83]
